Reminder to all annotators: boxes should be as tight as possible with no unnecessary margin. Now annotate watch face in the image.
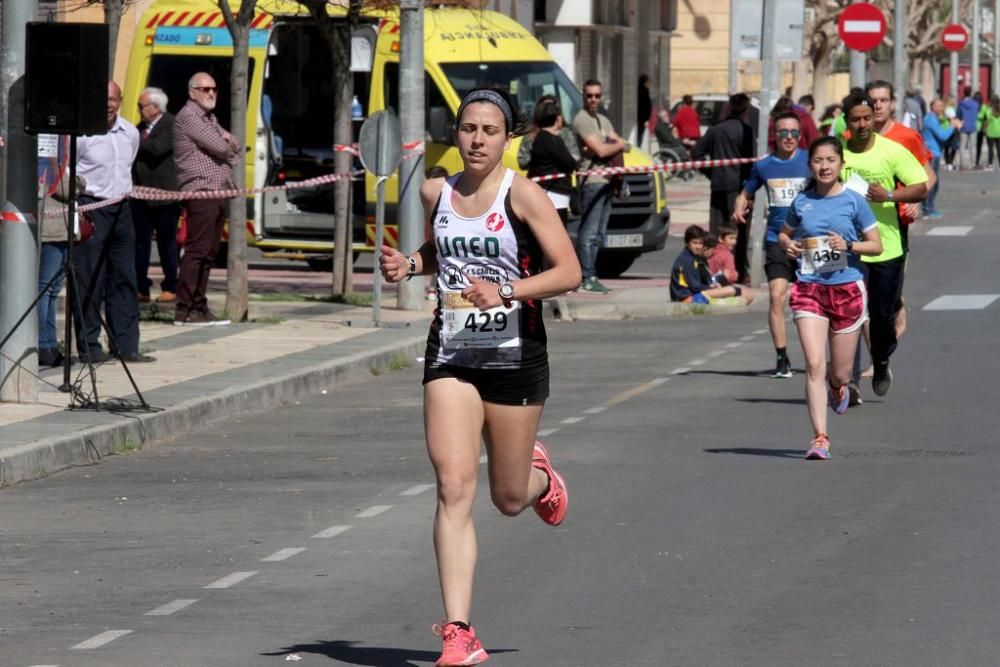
[499,284,514,299]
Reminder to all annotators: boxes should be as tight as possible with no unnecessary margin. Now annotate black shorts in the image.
[764,242,797,282]
[423,362,550,406]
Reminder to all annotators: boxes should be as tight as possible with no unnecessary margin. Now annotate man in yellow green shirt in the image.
[840,91,928,398]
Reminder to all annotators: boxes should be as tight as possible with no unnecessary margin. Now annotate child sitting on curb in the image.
[670,225,753,304]
[708,225,740,285]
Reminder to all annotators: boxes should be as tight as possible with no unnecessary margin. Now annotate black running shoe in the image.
[771,357,792,378]
[872,364,893,397]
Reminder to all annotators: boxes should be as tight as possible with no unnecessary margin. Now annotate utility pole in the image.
[994,0,999,94]
[0,0,40,402]
[728,0,739,93]
[951,0,960,98]
[972,0,981,94]
[397,0,425,311]
[849,0,867,88]
[749,0,778,289]
[894,0,908,96]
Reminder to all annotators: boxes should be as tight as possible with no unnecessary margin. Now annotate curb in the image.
[547,287,752,321]
[0,333,427,488]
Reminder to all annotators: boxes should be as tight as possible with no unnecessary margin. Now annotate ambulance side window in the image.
[383,63,453,143]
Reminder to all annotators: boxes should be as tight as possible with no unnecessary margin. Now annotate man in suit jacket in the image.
[132,86,180,303]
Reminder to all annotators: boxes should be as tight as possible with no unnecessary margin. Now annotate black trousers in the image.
[709,189,749,282]
[132,200,180,295]
[75,197,140,357]
[865,256,906,368]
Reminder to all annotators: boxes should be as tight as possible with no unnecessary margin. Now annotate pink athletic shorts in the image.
[790,279,868,334]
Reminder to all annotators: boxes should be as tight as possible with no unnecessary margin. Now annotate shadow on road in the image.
[262,640,516,665]
[734,397,807,406]
[682,369,802,378]
[704,447,804,459]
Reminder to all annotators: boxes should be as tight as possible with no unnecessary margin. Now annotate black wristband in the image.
[733,285,743,297]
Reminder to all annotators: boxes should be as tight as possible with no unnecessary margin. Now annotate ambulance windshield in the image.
[440,62,583,129]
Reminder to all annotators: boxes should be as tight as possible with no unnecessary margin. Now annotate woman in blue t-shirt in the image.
[777,137,882,460]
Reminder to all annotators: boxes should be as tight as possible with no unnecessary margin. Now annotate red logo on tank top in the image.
[485,212,505,232]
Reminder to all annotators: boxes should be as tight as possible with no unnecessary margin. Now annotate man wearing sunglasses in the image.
[731,111,809,378]
[172,72,241,326]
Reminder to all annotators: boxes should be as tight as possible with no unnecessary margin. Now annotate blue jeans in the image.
[577,182,613,279]
[923,156,940,214]
[38,242,67,351]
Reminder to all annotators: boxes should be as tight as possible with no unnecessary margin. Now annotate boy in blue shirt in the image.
[670,225,752,304]
[732,111,810,377]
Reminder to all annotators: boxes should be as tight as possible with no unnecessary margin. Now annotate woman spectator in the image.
[818,104,842,136]
[516,94,579,170]
[527,98,579,223]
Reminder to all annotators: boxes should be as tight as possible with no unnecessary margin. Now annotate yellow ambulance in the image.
[123,0,669,277]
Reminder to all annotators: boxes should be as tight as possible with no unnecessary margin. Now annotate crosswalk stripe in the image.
[923,294,999,310]
[926,226,973,236]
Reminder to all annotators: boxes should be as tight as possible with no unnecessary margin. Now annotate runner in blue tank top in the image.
[379,88,581,666]
[777,136,882,461]
[732,111,810,378]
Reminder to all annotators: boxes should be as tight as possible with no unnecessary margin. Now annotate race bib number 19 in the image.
[766,177,807,207]
[800,236,847,275]
[440,290,521,351]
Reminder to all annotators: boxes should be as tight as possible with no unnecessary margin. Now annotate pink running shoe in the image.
[532,441,568,526]
[433,622,489,666]
[805,433,832,460]
[829,383,850,415]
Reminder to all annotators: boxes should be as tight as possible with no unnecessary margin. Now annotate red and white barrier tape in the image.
[47,152,752,217]
[529,156,759,183]
[0,210,31,223]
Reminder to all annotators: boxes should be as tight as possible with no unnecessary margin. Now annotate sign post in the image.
[358,109,401,327]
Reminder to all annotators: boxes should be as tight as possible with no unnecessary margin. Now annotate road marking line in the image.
[923,294,1000,310]
[926,226,973,236]
[355,505,392,518]
[973,209,990,220]
[560,416,584,424]
[688,358,706,366]
[650,378,669,385]
[740,334,756,341]
[204,571,257,589]
[726,342,744,349]
[312,525,352,539]
[706,350,724,358]
[145,599,198,616]
[27,664,61,666]
[607,379,661,406]
[537,427,560,437]
[671,367,690,375]
[261,547,306,562]
[399,483,435,496]
[753,328,768,335]
[71,630,133,650]
[583,406,607,414]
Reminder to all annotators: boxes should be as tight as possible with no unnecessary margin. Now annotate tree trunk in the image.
[332,69,353,297]
[219,1,256,322]
[790,60,812,106]
[103,0,123,78]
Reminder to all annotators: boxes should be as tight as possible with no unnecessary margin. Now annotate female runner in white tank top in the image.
[380,88,581,666]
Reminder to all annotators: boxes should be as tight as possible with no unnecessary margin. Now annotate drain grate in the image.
[841,449,970,459]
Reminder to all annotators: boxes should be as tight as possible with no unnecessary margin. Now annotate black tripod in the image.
[0,136,150,411]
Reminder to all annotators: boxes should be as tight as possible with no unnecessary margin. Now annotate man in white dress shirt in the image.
[74,81,153,363]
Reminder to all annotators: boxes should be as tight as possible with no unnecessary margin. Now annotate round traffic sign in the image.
[358,109,401,177]
[941,24,969,52]
[837,3,887,52]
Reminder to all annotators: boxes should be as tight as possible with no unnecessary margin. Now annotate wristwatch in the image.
[498,283,515,306]
[886,191,895,201]
[406,256,417,279]
[846,240,854,253]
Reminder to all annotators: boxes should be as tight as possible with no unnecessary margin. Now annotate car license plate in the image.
[605,234,642,248]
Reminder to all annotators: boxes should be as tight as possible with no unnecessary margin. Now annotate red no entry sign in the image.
[942,24,969,52]
[837,3,887,52]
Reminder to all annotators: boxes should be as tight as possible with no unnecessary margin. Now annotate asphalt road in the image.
[3,169,999,667]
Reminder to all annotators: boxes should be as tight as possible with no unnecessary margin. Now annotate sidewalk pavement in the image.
[1,178,751,488]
